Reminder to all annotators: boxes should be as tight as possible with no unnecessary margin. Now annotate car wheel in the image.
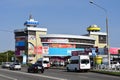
[34,70,37,73]
[37,70,40,73]
[28,70,30,73]
[67,67,70,72]
[75,68,77,72]
[41,70,44,73]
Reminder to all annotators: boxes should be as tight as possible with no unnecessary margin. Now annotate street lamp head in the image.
[89,0,107,15]
[89,0,93,4]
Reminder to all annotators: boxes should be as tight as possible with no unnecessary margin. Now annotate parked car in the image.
[9,63,21,70]
[1,62,12,68]
[116,65,120,70]
[36,57,50,69]
[110,61,120,69]
[66,55,90,72]
[27,64,44,73]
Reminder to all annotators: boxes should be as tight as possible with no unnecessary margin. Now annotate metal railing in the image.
[92,64,120,72]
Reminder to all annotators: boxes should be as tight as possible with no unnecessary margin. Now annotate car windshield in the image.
[14,63,20,65]
[81,59,89,64]
[111,61,117,64]
[32,64,41,67]
[43,61,49,63]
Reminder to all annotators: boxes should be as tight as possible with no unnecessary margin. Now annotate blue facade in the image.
[48,48,84,56]
[16,41,25,46]
[24,21,39,26]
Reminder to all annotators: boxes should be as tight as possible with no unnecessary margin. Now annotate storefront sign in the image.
[48,39,68,43]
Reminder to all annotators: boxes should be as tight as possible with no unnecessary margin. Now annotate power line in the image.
[0,29,13,33]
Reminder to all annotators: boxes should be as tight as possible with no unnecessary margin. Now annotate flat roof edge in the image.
[40,34,95,40]
[14,27,47,32]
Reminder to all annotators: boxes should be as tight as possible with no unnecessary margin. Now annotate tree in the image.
[0,50,15,63]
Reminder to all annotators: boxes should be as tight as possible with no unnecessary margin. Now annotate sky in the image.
[0,0,120,52]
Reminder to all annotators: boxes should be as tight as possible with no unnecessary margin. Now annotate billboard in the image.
[48,48,84,56]
[49,44,75,48]
[28,42,42,54]
[109,48,120,54]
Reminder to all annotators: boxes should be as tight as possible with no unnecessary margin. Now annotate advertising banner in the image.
[42,46,49,54]
[48,48,84,56]
[34,46,42,54]
[22,55,27,64]
[110,48,120,54]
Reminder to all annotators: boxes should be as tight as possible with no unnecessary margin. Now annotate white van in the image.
[36,57,50,69]
[66,55,91,72]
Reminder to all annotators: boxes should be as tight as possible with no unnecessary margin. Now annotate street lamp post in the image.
[90,0,110,68]
[7,53,8,62]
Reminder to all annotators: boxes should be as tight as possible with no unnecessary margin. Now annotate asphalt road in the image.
[0,67,120,80]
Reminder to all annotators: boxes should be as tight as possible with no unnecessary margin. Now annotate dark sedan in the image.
[27,64,44,73]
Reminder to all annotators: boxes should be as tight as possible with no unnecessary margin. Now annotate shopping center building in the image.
[14,15,110,64]
[14,15,47,64]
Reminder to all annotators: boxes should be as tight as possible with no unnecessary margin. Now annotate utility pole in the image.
[6,53,8,62]
[90,0,110,68]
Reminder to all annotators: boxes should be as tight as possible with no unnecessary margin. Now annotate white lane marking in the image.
[30,74,67,80]
[0,74,17,80]
[19,71,68,80]
[0,69,67,80]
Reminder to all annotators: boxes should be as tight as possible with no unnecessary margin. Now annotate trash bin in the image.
[94,56,102,65]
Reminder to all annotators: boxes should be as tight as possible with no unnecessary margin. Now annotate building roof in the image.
[40,34,95,40]
[87,24,101,32]
[89,32,107,35]
[24,14,39,27]
[14,27,47,32]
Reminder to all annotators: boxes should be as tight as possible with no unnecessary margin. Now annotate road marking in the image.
[0,74,17,80]
[0,69,67,80]
[30,74,67,80]
[19,72,68,80]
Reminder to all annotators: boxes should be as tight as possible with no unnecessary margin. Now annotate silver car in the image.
[9,63,21,70]
[1,62,11,68]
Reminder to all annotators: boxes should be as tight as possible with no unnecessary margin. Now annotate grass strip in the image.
[91,70,120,76]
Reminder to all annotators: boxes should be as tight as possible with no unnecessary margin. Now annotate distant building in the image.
[40,34,95,63]
[14,16,110,64]
[14,15,47,64]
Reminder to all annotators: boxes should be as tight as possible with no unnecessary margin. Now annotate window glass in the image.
[70,60,79,64]
[99,35,106,43]
[81,59,89,64]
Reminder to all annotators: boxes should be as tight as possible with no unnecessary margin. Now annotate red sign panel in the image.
[110,48,120,54]
[72,51,88,56]
[34,46,42,54]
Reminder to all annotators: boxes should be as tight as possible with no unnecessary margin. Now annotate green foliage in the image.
[0,50,15,63]
[27,63,32,67]
[91,70,120,76]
